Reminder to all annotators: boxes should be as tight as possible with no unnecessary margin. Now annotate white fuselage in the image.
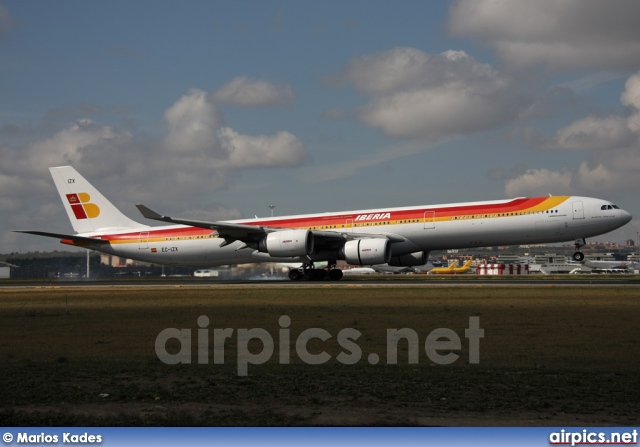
[74,195,631,267]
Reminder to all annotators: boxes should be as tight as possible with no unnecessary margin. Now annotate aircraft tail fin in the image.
[49,166,143,234]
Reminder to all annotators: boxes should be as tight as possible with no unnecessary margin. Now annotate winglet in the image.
[136,204,168,222]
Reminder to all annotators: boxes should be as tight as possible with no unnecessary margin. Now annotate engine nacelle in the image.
[340,238,391,265]
[388,251,429,267]
[258,229,314,257]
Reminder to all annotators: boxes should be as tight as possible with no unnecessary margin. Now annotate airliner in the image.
[583,259,639,270]
[451,260,474,274]
[428,262,458,274]
[371,263,429,274]
[16,166,633,281]
[341,267,376,275]
[428,260,474,274]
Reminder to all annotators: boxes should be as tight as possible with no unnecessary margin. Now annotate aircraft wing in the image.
[136,205,407,247]
[14,230,110,245]
[136,204,266,241]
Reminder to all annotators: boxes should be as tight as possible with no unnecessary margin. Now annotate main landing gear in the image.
[572,238,586,262]
[288,262,344,281]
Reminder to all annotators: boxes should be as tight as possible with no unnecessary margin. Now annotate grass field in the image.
[1,285,639,426]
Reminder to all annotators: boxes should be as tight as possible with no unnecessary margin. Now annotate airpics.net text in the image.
[155,316,484,376]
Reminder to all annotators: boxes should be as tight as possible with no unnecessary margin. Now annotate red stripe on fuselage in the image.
[247,197,549,228]
[99,197,557,242]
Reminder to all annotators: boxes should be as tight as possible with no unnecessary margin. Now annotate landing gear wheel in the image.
[328,269,343,281]
[288,269,302,281]
[572,251,585,262]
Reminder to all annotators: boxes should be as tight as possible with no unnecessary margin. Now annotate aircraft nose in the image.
[621,209,632,224]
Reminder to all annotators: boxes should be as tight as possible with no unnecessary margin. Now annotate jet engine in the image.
[340,238,391,265]
[258,229,314,257]
[388,251,428,267]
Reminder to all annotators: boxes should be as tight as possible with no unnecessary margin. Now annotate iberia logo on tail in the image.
[66,193,100,219]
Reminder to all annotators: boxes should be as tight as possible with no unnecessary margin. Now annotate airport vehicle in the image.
[17,166,633,281]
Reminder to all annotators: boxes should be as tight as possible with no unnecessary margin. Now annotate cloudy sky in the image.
[2,0,640,253]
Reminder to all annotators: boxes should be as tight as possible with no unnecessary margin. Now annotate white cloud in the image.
[161,89,306,169]
[448,0,640,72]
[219,129,307,169]
[0,119,136,251]
[213,76,295,107]
[1,87,308,251]
[621,73,640,110]
[0,119,131,180]
[504,168,572,197]
[358,80,516,139]
[504,156,640,197]
[541,71,640,152]
[343,48,503,95]
[505,71,640,196]
[338,47,528,140]
[163,89,226,156]
[546,116,635,152]
[342,47,435,95]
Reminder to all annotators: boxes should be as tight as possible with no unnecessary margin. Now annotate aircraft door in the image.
[346,219,353,233]
[572,201,584,220]
[424,211,435,229]
[138,231,149,249]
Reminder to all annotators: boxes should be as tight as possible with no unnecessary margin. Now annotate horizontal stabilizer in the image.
[14,230,109,245]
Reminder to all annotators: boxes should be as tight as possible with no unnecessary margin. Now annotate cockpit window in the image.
[612,204,620,209]
[601,205,607,210]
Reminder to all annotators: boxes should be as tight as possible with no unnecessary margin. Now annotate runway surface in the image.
[1,276,639,288]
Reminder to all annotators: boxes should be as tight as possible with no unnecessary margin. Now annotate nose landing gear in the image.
[572,238,586,262]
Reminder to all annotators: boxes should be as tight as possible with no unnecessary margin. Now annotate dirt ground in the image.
[0,285,638,426]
